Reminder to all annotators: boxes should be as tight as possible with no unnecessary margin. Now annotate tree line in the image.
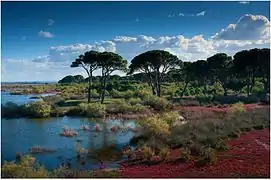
[69,48,270,104]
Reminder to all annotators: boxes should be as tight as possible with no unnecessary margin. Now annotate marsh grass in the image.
[132,107,269,166]
[1,155,121,178]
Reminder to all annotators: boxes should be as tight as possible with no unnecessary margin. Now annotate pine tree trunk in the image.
[246,76,251,97]
[101,76,107,104]
[181,80,189,98]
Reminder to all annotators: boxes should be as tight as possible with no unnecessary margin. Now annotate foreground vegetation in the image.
[129,105,270,167]
[2,106,269,178]
[1,155,121,178]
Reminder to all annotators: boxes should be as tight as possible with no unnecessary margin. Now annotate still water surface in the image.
[1,92,136,170]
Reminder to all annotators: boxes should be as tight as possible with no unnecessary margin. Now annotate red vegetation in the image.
[119,129,270,178]
[178,103,267,112]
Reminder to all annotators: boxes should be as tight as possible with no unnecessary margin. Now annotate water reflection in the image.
[1,116,136,170]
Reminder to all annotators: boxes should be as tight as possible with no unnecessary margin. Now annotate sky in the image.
[1,1,270,82]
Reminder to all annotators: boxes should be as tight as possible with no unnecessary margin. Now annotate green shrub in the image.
[123,90,135,99]
[2,155,50,178]
[127,98,142,105]
[229,101,246,113]
[162,112,179,127]
[158,147,170,160]
[1,102,24,118]
[196,147,217,166]
[90,89,99,98]
[2,155,121,178]
[68,103,106,118]
[196,95,214,106]
[214,95,260,105]
[179,147,191,162]
[142,145,155,160]
[25,101,52,118]
[42,95,63,107]
[110,89,124,98]
[134,89,153,99]
[143,95,170,111]
[137,116,170,136]
[106,99,148,114]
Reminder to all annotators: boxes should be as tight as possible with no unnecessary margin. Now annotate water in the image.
[1,92,136,170]
[1,91,56,106]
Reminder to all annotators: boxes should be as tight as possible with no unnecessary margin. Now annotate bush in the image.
[214,95,260,105]
[196,95,214,106]
[133,89,153,99]
[106,99,148,114]
[1,102,24,118]
[143,95,170,111]
[189,143,204,156]
[25,101,52,118]
[229,101,246,113]
[2,155,50,178]
[142,145,155,160]
[110,89,124,98]
[137,116,170,136]
[196,147,217,166]
[162,112,179,127]
[68,103,106,118]
[2,155,121,178]
[127,98,142,106]
[42,95,63,107]
[158,147,170,160]
[90,89,100,98]
[179,147,191,162]
[123,90,135,99]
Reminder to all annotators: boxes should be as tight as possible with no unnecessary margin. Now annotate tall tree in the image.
[233,49,259,97]
[71,51,99,103]
[129,50,180,97]
[257,48,270,96]
[98,52,127,104]
[207,53,233,96]
[192,60,210,96]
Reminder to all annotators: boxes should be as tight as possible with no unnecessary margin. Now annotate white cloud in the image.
[2,14,269,81]
[48,19,55,26]
[196,11,206,16]
[113,36,137,43]
[211,14,270,40]
[239,1,250,4]
[39,30,54,38]
[176,11,206,17]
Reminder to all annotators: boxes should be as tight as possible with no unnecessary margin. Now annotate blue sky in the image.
[1,1,270,81]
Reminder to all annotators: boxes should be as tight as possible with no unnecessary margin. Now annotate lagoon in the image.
[1,92,136,170]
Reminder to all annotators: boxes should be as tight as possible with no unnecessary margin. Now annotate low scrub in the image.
[127,98,142,106]
[137,116,171,137]
[106,99,148,114]
[1,155,121,178]
[142,95,170,111]
[1,155,50,178]
[213,95,260,105]
[24,101,52,118]
[67,103,106,118]
[229,101,246,114]
[136,107,269,166]
[1,102,24,118]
